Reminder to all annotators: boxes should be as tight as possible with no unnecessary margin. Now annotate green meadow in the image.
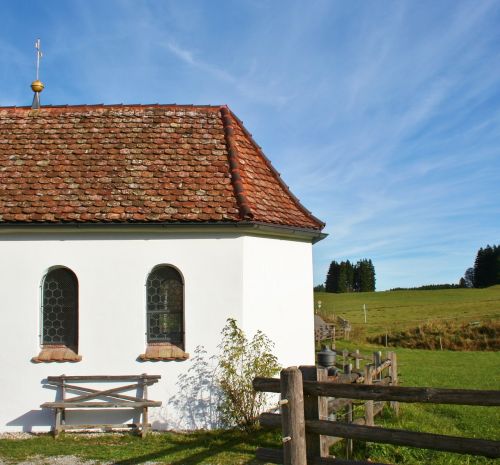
[314,285,500,338]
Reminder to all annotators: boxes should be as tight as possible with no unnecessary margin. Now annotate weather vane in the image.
[31,38,45,109]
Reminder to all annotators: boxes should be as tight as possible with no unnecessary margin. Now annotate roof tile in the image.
[0,104,323,230]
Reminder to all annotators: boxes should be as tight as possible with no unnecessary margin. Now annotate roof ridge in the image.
[0,103,223,111]
[219,106,254,220]
[228,109,325,229]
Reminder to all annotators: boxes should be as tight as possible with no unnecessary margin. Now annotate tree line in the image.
[390,284,461,291]
[323,259,376,293]
[461,244,500,288]
[314,244,498,294]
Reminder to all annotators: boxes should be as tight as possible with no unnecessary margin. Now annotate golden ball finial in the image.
[31,80,44,93]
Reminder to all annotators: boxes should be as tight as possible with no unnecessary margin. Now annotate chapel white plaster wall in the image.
[0,231,315,432]
[0,232,245,432]
[241,236,315,368]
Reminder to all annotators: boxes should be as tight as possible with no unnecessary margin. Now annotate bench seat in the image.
[40,374,161,437]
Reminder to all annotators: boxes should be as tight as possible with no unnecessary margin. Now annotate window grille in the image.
[42,268,78,350]
[146,266,184,346]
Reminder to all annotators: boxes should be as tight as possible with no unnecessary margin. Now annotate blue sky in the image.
[1,0,499,290]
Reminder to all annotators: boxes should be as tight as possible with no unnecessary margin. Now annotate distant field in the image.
[314,285,500,338]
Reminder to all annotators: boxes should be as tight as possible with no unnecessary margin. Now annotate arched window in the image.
[146,266,184,348]
[42,267,78,352]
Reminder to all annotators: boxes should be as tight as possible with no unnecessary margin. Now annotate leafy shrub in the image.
[216,318,280,429]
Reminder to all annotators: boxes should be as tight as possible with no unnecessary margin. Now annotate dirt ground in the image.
[0,457,102,465]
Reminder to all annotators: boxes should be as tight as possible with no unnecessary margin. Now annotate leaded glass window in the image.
[146,266,184,346]
[42,268,78,351]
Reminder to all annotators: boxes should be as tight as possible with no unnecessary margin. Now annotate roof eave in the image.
[0,221,327,244]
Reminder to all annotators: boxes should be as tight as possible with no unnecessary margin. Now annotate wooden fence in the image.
[256,350,397,460]
[315,315,351,344]
[253,364,500,464]
[323,350,397,456]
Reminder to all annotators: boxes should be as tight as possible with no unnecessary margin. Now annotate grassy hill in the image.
[314,285,500,340]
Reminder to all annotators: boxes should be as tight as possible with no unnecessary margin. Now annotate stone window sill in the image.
[138,343,189,361]
[32,346,82,363]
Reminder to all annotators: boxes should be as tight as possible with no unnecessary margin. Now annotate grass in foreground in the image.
[314,285,500,339]
[0,429,280,464]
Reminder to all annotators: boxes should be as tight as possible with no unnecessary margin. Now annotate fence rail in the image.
[254,378,500,406]
[253,363,500,464]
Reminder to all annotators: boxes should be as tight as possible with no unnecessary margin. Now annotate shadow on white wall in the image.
[163,346,222,430]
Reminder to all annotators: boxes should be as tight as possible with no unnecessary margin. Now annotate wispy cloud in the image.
[0,0,498,290]
[164,40,291,106]
[165,41,237,84]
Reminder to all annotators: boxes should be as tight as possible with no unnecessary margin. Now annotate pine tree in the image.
[496,245,500,284]
[354,259,368,292]
[353,262,362,292]
[367,259,376,291]
[325,258,376,293]
[344,260,355,292]
[337,262,349,293]
[463,267,474,288]
[473,247,485,287]
[473,245,500,288]
[325,261,340,293]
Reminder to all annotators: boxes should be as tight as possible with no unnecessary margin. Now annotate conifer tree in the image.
[337,261,349,293]
[354,259,376,292]
[325,261,340,293]
[325,258,376,293]
[463,267,475,288]
[473,245,500,287]
[344,260,355,292]
[366,259,376,291]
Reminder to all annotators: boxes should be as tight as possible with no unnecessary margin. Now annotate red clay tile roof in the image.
[0,104,324,230]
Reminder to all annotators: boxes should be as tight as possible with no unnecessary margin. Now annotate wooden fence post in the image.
[388,352,399,416]
[344,363,353,458]
[354,349,360,370]
[281,367,307,465]
[299,366,329,458]
[364,364,374,426]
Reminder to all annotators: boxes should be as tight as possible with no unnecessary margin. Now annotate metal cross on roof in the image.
[35,38,43,80]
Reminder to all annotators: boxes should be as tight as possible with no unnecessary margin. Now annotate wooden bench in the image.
[41,374,161,437]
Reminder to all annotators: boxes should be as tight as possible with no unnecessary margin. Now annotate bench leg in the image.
[54,408,62,438]
[141,407,148,438]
